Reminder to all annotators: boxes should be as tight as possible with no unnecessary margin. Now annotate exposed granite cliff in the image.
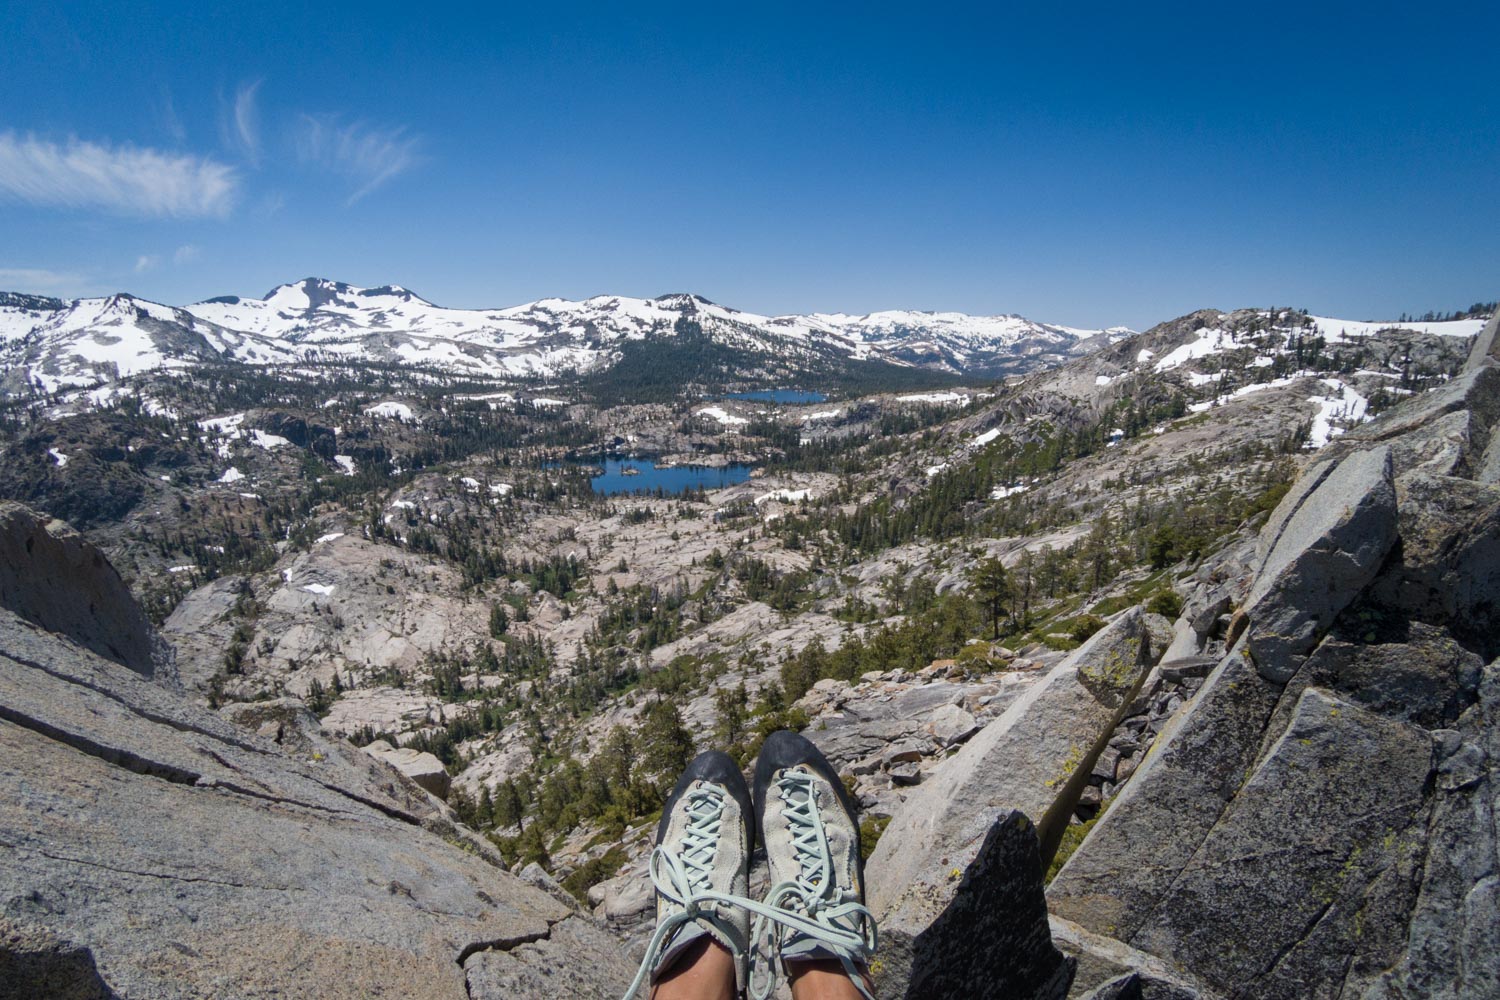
[869,312,1500,999]
[0,503,635,999]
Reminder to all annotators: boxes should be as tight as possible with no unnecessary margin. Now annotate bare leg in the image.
[788,958,873,1000]
[651,936,736,1000]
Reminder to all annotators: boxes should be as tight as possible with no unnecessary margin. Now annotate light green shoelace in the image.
[623,787,750,1000]
[621,777,878,1000]
[748,771,877,1000]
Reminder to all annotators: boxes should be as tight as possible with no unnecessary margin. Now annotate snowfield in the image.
[696,406,749,427]
[364,401,416,421]
[0,277,1133,394]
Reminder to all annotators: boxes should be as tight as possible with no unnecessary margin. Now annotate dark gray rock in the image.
[1367,472,1500,658]
[1189,594,1231,640]
[872,811,1074,1000]
[0,501,174,683]
[1365,658,1500,1000]
[1480,427,1500,485]
[1090,747,1120,784]
[889,761,923,786]
[1047,645,1285,939]
[1243,446,1398,682]
[1339,365,1500,466]
[1159,656,1216,683]
[1261,622,1482,736]
[806,717,923,763]
[1131,688,1433,1000]
[1049,916,1211,1000]
[1255,456,1337,564]
[1076,972,1201,1000]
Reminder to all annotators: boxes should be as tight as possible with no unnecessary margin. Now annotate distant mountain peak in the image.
[652,293,720,311]
[0,278,1139,396]
[256,278,434,312]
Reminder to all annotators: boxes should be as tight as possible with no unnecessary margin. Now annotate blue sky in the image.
[2,1,1496,329]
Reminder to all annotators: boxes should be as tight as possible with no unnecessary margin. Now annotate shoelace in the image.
[622,787,755,1000]
[621,778,878,1000]
[747,771,877,1000]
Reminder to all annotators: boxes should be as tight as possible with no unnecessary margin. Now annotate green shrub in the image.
[859,815,892,861]
[1069,614,1106,643]
[559,845,628,902]
[1146,590,1183,618]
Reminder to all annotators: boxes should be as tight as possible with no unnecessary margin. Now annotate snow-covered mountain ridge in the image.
[0,278,1133,396]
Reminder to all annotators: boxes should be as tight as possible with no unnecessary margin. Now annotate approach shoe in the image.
[749,730,877,1000]
[623,750,754,999]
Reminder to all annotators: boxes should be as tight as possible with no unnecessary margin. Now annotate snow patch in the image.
[1155,328,1236,372]
[301,583,336,596]
[364,401,415,421]
[334,455,356,475]
[217,467,245,484]
[899,391,965,404]
[198,413,246,433]
[48,448,68,467]
[1311,316,1486,342]
[697,406,749,427]
[755,488,811,504]
[1306,379,1371,448]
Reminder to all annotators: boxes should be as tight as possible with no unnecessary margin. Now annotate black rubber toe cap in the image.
[753,730,860,840]
[655,749,754,853]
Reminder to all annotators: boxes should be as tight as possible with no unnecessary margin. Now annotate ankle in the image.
[651,937,737,1000]
[786,957,872,1000]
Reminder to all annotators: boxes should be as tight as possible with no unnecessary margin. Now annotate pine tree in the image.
[970,556,1013,639]
[638,700,694,796]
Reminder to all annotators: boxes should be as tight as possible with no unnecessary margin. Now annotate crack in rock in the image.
[0,702,202,786]
[455,918,561,967]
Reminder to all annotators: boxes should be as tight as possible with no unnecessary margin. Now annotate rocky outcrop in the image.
[1241,445,1398,682]
[1131,688,1432,998]
[0,516,634,999]
[0,501,174,682]
[362,738,453,799]
[1041,328,1500,998]
[868,609,1158,996]
[872,812,1074,999]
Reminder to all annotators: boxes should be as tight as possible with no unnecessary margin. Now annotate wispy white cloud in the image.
[222,79,263,164]
[173,243,200,265]
[255,191,286,217]
[296,115,421,204]
[159,88,187,144]
[0,267,85,292]
[0,132,238,218]
[134,254,160,273]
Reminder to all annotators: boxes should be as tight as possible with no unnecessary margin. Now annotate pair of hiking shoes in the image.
[622,731,877,1000]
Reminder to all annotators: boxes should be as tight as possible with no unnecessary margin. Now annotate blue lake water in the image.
[572,457,755,495]
[723,389,829,404]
